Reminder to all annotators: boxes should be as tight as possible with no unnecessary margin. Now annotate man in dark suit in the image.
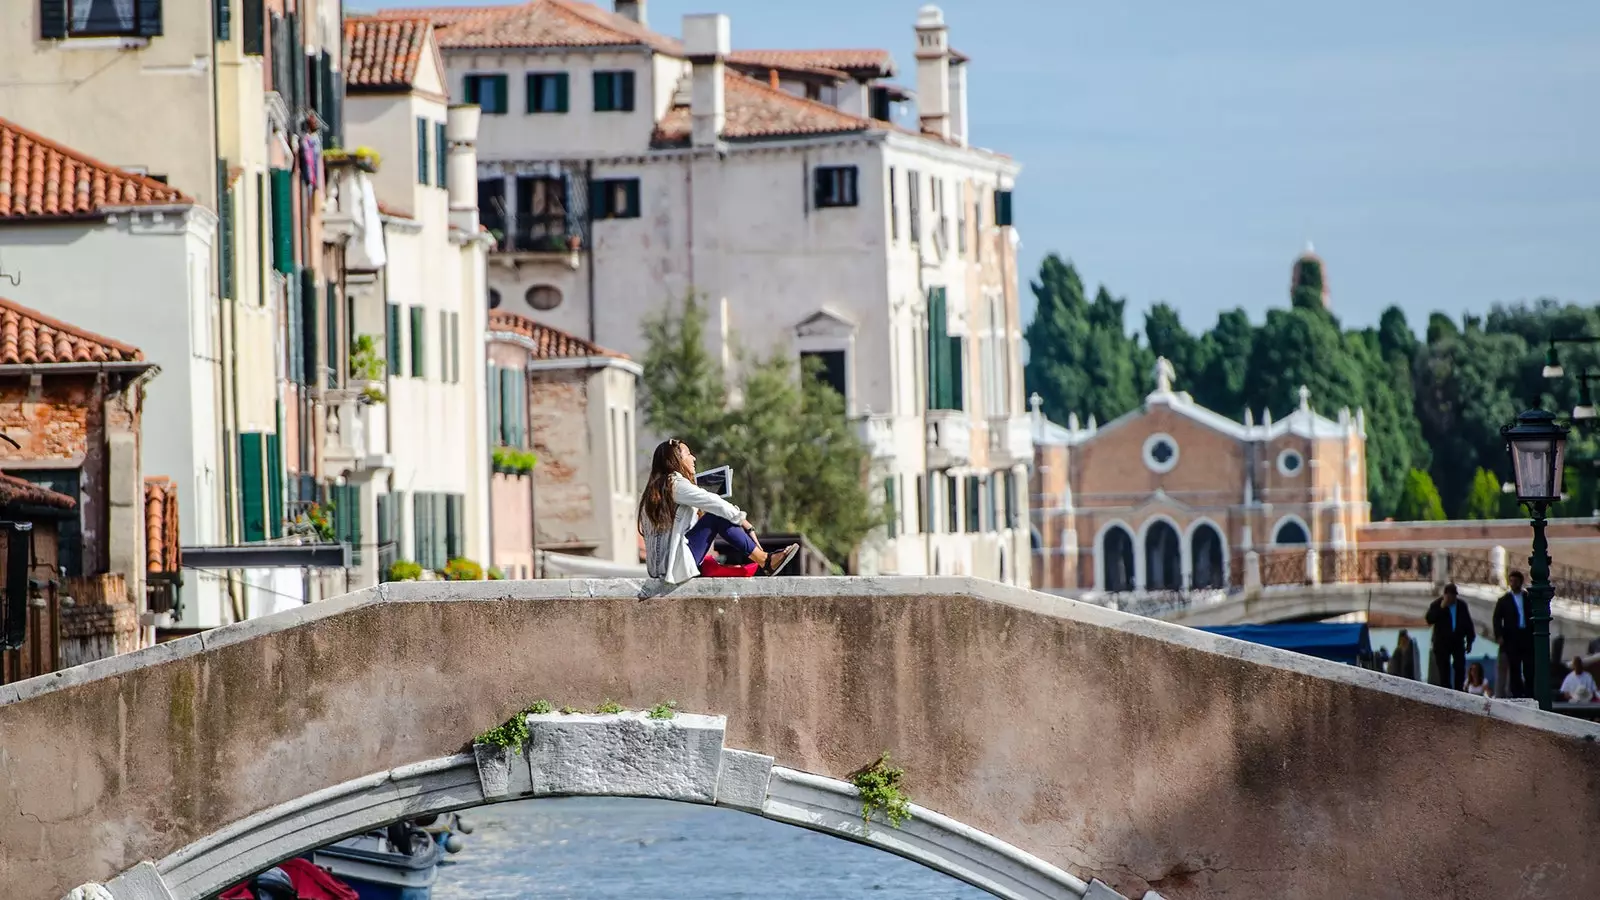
[1493,570,1534,698]
[1426,583,1475,691]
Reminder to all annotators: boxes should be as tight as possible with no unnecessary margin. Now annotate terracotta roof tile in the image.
[654,71,873,146]
[0,472,75,510]
[382,0,681,54]
[0,295,144,365]
[145,477,180,574]
[0,116,190,221]
[488,311,628,360]
[727,49,896,79]
[344,16,432,89]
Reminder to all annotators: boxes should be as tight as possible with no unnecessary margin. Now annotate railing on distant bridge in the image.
[1093,546,1600,616]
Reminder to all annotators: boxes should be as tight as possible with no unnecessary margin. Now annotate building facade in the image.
[379,0,1030,582]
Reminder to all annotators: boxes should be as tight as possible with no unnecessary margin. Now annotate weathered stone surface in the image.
[100,863,172,900]
[525,712,725,802]
[5,576,1600,900]
[1084,880,1128,900]
[472,743,519,799]
[715,748,774,813]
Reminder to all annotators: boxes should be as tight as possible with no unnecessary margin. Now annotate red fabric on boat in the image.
[217,857,360,900]
[699,552,757,578]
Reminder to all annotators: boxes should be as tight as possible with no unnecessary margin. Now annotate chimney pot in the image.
[684,14,730,148]
[914,5,951,140]
[615,0,646,26]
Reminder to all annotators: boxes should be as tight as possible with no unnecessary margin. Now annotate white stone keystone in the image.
[716,748,775,813]
[472,742,531,799]
[98,862,174,900]
[525,712,727,803]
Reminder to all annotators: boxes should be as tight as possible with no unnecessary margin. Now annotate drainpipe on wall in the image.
[585,160,597,343]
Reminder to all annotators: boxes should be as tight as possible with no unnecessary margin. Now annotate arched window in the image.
[526,285,562,310]
[1191,524,1225,589]
[1275,519,1309,545]
[488,288,502,310]
[1144,521,1181,591]
[1103,526,1134,592]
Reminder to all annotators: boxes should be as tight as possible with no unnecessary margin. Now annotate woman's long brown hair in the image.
[639,439,694,532]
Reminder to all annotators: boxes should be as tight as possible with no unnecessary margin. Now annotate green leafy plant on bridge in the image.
[474,700,554,752]
[647,701,678,720]
[851,753,911,829]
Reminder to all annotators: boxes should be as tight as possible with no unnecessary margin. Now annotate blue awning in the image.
[1198,623,1373,665]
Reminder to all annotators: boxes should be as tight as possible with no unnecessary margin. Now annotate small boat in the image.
[305,815,469,900]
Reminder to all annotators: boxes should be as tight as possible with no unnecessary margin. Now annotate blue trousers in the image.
[686,514,757,563]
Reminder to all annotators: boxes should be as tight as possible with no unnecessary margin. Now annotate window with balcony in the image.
[590,178,641,219]
[42,0,162,39]
[593,71,636,112]
[464,74,509,115]
[801,350,846,399]
[925,287,964,411]
[813,166,858,209]
[526,72,569,113]
[513,175,571,251]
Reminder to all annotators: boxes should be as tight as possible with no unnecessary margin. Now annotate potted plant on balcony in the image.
[323,145,382,173]
[349,335,386,404]
[493,446,538,477]
[289,503,336,543]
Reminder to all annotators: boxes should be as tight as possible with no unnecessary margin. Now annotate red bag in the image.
[219,857,360,900]
[699,552,756,578]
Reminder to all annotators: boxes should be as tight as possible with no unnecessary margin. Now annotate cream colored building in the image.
[339,16,492,582]
[380,1,1030,582]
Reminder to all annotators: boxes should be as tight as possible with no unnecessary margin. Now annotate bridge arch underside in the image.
[104,721,1104,900]
[7,578,1600,900]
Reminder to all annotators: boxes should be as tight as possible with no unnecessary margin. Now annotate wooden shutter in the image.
[885,478,898,539]
[436,122,448,189]
[555,73,569,113]
[464,76,480,106]
[499,368,516,445]
[623,180,640,218]
[386,303,402,375]
[413,494,430,569]
[593,72,612,111]
[325,280,340,382]
[269,168,293,273]
[39,0,68,39]
[410,307,425,377]
[948,331,965,411]
[300,267,318,386]
[215,0,231,41]
[416,117,429,185]
[487,364,502,445]
[927,287,947,409]
[813,168,828,209]
[217,165,235,300]
[588,179,607,219]
[138,0,163,37]
[450,313,460,383]
[239,433,266,542]
[241,0,262,53]
[445,495,462,561]
[620,71,636,111]
[266,432,283,538]
[286,268,302,383]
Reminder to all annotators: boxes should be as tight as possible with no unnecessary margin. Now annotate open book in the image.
[695,466,733,498]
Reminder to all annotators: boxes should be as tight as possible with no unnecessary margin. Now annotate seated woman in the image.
[639,438,799,584]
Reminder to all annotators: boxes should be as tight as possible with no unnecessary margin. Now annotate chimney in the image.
[947,55,968,147]
[615,0,646,27]
[684,13,729,148]
[914,5,950,139]
[446,104,481,233]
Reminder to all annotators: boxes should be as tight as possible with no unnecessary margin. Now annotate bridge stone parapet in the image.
[5,577,1600,900]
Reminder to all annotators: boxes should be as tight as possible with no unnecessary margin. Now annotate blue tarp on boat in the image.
[1197,622,1373,665]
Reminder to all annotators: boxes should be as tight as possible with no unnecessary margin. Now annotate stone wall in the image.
[2,578,1599,900]
[57,574,140,669]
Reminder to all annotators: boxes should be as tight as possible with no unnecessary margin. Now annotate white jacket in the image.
[642,473,745,584]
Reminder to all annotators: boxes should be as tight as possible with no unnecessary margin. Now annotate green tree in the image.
[1023,255,1151,426]
[639,294,878,565]
[1460,467,1505,519]
[1394,468,1447,521]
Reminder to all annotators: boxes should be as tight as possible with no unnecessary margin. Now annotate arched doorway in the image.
[1144,521,1182,591]
[1102,525,1134,592]
[1190,524,1225,589]
[1275,519,1309,545]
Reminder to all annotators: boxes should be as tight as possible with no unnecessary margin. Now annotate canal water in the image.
[432,796,990,899]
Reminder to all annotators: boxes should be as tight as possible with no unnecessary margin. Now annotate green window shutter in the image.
[927,287,948,410]
[622,180,640,218]
[413,493,429,568]
[588,179,607,219]
[491,75,508,114]
[885,478,898,539]
[450,313,460,383]
[619,71,635,111]
[949,334,964,411]
[256,173,267,304]
[436,495,450,568]
[138,0,162,36]
[463,76,480,105]
[445,495,462,561]
[499,368,516,446]
[555,73,569,112]
[266,432,283,539]
[386,303,402,376]
[436,122,448,189]
[239,433,266,542]
[593,72,612,111]
[216,0,232,51]
[325,280,339,382]
[416,117,430,185]
[217,165,235,300]
[270,168,293,274]
[40,0,68,39]
[410,307,426,378]
[487,364,502,446]
[300,268,319,386]
[242,0,263,54]
[439,310,449,384]
[516,374,528,446]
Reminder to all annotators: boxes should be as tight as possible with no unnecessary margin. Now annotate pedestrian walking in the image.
[1425,583,1475,691]
[1493,571,1535,698]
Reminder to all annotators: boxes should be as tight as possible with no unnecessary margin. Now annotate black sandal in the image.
[760,544,800,576]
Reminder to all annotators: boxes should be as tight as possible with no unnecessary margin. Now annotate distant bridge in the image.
[4,578,1600,900]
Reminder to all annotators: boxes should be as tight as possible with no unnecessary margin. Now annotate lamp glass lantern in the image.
[1542,343,1564,380]
[1577,373,1597,420]
[1502,409,1570,504]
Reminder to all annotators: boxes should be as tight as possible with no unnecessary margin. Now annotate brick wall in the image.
[58,573,140,669]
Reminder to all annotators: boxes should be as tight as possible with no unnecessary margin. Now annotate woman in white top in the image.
[1463,661,1492,697]
[1561,656,1599,703]
[639,439,799,584]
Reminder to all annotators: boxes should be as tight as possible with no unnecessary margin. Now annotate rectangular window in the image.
[622,409,633,493]
[333,483,364,564]
[450,312,460,383]
[885,477,899,539]
[974,192,983,262]
[926,287,964,411]
[801,350,846,399]
[435,122,448,189]
[255,172,267,305]
[1004,471,1018,528]
[445,495,463,562]
[269,168,293,274]
[995,189,1014,227]
[44,0,162,38]
[526,72,569,113]
[946,474,960,535]
[325,280,340,386]
[439,310,450,386]
[590,178,641,220]
[499,368,522,446]
[513,175,570,250]
[463,74,508,114]
[413,493,432,570]
[299,268,318,387]
[487,363,501,445]
[241,0,263,54]
[965,477,982,534]
[869,86,893,122]
[386,303,403,376]
[265,432,283,538]
[957,183,967,256]
[239,433,267,542]
[215,0,230,43]
[888,167,899,241]
[907,171,922,243]
[593,70,635,112]
[415,117,430,186]
[409,306,425,378]
[916,475,928,534]
[813,166,858,209]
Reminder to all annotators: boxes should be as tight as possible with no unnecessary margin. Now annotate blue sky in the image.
[373,0,1600,334]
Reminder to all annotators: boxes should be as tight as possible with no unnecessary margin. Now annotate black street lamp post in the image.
[1501,408,1570,712]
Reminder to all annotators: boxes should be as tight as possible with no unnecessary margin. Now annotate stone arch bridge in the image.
[3,578,1600,900]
